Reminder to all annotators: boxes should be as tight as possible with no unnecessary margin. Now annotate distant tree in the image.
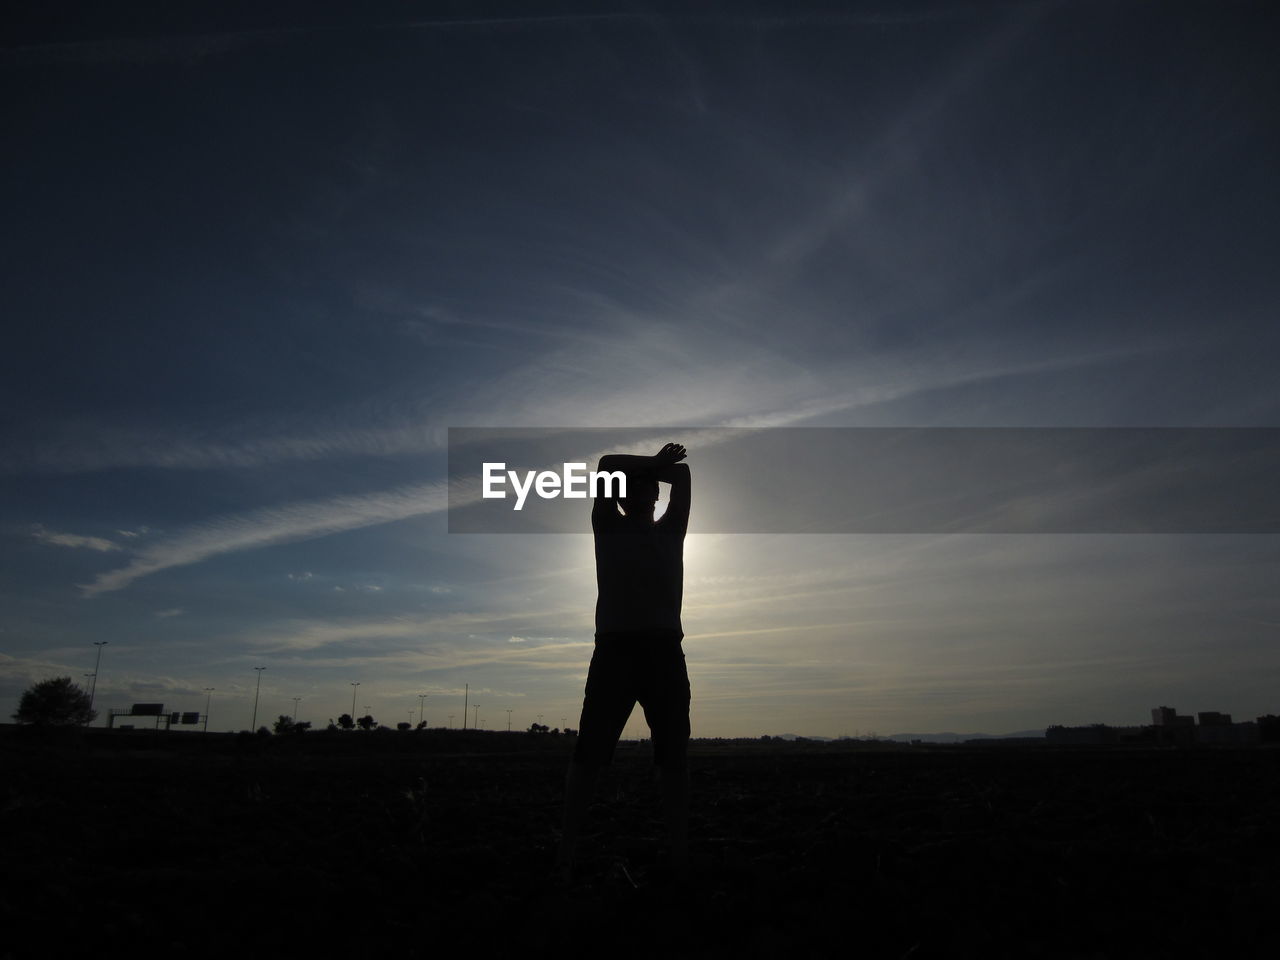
[356,714,377,731]
[273,714,295,734]
[1259,715,1280,743]
[256,726,271,737]
[294,720,311,732]
[336,713,355,730]
[13,676,96,727]
[415,720,428,731]
[528,722,550,734]
[396,722,412,731]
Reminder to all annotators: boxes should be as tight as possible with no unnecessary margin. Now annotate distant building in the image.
[1113,725,1155,745]
[1151,705,1194,727]
[1197,711,1232,725]
[1258,716,1280,743]
[1041,708,1267,747]
[1148,706,1193,744]
[1197,720,1257,745]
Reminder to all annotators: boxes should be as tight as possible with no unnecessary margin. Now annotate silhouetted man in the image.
[557,442,691,876]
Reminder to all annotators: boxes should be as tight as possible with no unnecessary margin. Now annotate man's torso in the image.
[593,512,684,637]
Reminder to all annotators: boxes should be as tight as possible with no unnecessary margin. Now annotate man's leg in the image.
[556,758,600,874]
[557,638,634,875]
[657,756,689,869]
[643,642,692,871]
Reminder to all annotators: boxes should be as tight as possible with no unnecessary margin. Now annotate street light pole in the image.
[473,703,480,729]
[203,688,214,733]
[250,667,266,731]
[418,694,428,727]
[350,682,360,720]
[88,641,108,725]
[506,708,512,732]
[292,697,301,721]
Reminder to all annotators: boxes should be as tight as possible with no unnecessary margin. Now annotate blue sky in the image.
[3,1,1278,735]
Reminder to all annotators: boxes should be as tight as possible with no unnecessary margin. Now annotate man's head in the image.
[619,476,659,523]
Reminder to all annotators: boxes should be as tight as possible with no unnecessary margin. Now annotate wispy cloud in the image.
[81,480,462,596]
[2,13,654,70]
[238,605,590,655]
[31,525,120,552]
[0,652,91,696]
[3,417,449,475]
[77,342,1157,596]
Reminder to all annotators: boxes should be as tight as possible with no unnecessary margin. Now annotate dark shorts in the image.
[572,631,690,769]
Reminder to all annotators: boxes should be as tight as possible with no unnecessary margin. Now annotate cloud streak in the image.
[3,417,449,475]
[32,525,120,552]
[81,480,462,596]
[77,342,1159,595]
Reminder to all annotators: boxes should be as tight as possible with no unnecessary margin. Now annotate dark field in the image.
[3,728,1276,959]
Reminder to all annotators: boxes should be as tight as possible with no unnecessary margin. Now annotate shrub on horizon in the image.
[12,676,96,727]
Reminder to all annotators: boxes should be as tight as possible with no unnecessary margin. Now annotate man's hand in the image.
[655,442,687,466]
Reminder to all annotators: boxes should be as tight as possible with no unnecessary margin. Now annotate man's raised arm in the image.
[591,455,623,526]
[591,452,648,526]
[656,461,690,536]
[594,444,686,485]
[591,443,687,523]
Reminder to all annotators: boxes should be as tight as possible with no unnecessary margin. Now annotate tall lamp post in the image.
[88,641,108,725]
[418,694,428,727]
[506,708,513,732]
[250,667,266,731]
[473,703,480,729]
[291,697,301,721]
[349,682,360,720]
[203,688,214,733]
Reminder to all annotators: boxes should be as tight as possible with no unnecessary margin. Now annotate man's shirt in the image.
[593,505,685,637]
